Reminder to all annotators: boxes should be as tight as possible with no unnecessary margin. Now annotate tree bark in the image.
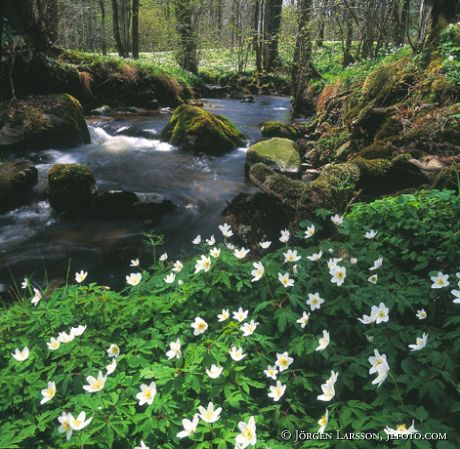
[111,0,127,57]
[291,0,313,114]
[99,0,107,55]
[174,0,198,73]
[419,0,458,49]
[132,0,140,59]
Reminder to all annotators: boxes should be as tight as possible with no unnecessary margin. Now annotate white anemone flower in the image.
[241,320,259,337]
[304,225,315,238]
[369,256,383,271]
[259,241,272,249]
[315,330,330,351]
[194,255,212,273]
[70,325,87,337]
[264,365,278,380]
[219,223,233,238]
[40,381,56,404]
[233,307,249,322]
[159,252,168,262]
[330,266,346,286]
[279,229,290,243]
[47,337,61,351]
[318,409,329,434]
[234,247,250,259]
[275,352,293,372]
[365,229,378,239]
[317,370,338,401]
[173,260,184,272]
[384,421,418,436]
[369,349,390,388]
[69,412,93,431]
[58,412,73,441]
[164,273,176,284]
[192,234,202,245]
[58,331,75,344]
[416,309,427,320]
[431,272,449,288]
[136,382,157,406]
[278,272,294,288]
[21,277,29,289]
[75,270,88,283]
[370,303,390,324]
[229,346,246,361]
[206,235,216,246]
[452,289,460,304]
[177,414,199,439]
[126,272,142,286]
[306,292,325,311]
[331,214,343,226]
[283,249,301,263]
[130,258,140,267]
[12,346,29,362]
[251,262,264,282]
[210,247,221,258]
[166,338,182,359]
[236,416,257,448]
[307,251,323,261]
[134,441,150,449]
[368,274,378,284]
[268,381,286,401]
[206,364,223,379]
[408,333,428,351]
[198,402,222,423]
[83,371,106,393]
[31,288,42,306]
[296,311,310,328]
[191,317,208,336]
[217,309,230,322]
[106,359,117,375]
[107,344,120,358]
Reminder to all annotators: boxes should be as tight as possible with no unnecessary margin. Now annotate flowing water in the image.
[0,96,291,292]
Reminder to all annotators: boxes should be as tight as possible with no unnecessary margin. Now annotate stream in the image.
[0,96,291,292]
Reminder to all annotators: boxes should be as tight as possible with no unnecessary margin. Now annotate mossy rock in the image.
[352,157,429,195]
[374,117,403,141]
[0,94,90,153]
[249,162,359,215]
[432,164,460,191]
[246,138,302,174]
[0,160,38,213]
[361,58,417,106]
[357,141,396,159]
[48,164,96,215]
[260,121,297,140]
[160,105,245,153]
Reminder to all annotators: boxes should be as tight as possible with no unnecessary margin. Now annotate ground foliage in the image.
[0,190,460,449]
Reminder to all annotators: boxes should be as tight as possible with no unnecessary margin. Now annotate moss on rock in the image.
[432,164,460,191]
[0,94,90,153]
[246,138,301,174]
[160,104,245,153]
[260,121,297,140]
[0,160,38,213]
[48,164,96,215]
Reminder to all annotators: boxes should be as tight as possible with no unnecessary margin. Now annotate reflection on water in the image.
[0,96,291,291]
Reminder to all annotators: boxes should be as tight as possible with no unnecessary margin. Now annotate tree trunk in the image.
[254,0,263,71]
[265,0,283,70]
[99,0,107,55]
[111,0,127,57]
[291,0,313,115]
[343,0,354,66]
[419,0,458,50]
[174,0,198,73]
[132,0,140,59]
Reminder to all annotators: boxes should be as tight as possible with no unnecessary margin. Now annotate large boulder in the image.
[222,192,290,247]
[160,104,245,153]
[249,162,360,216]
[48,164,96,215]
[0,94,90,153]
[0,160,38,213]
[260,121,297,140]
[246,138,302,174]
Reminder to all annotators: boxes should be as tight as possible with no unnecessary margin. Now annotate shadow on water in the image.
[0,96,291,293]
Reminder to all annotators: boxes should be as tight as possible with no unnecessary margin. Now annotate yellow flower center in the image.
[144,390,152,399]
[279,358,288,368]
[396,424,407,432]
[319,416,327,427]
[93,379,103,389]
[243,427,254,439]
